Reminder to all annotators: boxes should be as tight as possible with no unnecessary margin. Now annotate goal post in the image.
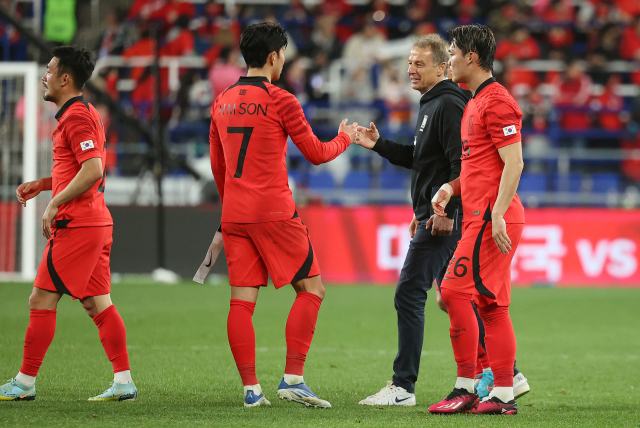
[0,62,40,281]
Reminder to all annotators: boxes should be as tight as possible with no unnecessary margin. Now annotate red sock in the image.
[285,292,322,376]
[441,288,478,379]
[478,303,515,387]
[93,305,130,373]
[228,299,257,385]
[477,342,490,371]
[20,309,57,376]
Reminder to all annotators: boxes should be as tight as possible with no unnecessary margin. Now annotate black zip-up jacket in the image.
[372,79,467,221]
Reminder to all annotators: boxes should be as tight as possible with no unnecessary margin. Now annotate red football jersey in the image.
[210,76,351,223]
[51,96,112,228]
[460,78,525,224]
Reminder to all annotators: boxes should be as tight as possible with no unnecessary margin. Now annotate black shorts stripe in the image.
[290,238,314,284]
[472,206,496,299]
[46,235,72,297]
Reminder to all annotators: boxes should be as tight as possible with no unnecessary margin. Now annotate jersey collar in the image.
[55,95,88,120]
[472,77,496,99]
[238,76,270,83]
[224,76,270,95]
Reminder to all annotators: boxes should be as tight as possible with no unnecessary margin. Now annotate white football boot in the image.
[513,372,530,399]
[359,381,416,406]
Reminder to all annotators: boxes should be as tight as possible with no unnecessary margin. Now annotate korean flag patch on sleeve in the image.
[80,140,94,151]
[502,125,517,136]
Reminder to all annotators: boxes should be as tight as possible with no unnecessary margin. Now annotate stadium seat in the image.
[308,171,335,190]
[380,170,408,190]
[518,172,548,207]
[551,172,585,207]
[591,172,621,194]
[343,171,371,190]
[518,172,547,193]
[288,170,304,186]
[552,172,584,193]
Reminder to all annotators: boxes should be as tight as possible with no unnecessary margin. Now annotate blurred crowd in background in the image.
[1,0,640,207]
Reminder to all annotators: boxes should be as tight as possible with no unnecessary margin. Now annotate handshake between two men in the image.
[353,122,455,239]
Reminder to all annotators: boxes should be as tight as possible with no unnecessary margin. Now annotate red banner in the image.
[0,201,19,272]
[297,206,640,287]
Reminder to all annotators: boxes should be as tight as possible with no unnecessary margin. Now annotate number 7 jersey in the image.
[210,76,351,224]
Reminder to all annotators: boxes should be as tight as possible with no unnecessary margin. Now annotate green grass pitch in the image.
[0,282,639,427]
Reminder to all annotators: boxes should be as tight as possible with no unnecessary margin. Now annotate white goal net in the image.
[0,62,56,281]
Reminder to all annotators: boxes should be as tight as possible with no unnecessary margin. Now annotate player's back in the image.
[211,76,298,224]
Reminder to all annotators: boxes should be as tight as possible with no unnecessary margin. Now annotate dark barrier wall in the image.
[110,205,228,278]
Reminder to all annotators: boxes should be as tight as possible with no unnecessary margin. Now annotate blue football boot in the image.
[276,378,331,408]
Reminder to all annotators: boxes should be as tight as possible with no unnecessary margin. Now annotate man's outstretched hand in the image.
[338,118,359,143]
[355,122,380,149]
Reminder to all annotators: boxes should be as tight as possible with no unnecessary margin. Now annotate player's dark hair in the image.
[449,24,496,73]
[239,22,288,69]
[52,46,95,90]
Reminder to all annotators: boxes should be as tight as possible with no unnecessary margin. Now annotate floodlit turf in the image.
[0,282,638,427]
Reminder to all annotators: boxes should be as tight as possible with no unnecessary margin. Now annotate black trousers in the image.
[392,216,462,393]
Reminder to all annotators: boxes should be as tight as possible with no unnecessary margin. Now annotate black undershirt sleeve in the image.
[371,137,413,169]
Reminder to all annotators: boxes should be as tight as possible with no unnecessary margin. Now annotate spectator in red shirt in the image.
[319,0,353,19]
[620,17,640,60]
[197,1,241,45]
[495,26,541,61]
[127,0,164,22]
[545,25,574,52]
[538,0,575,24]
[121,32,170,116]
[616,0,640,23]
[150,0,195,27]
[622,132,640,182]
[161,15,194,56]
[550,59,593,130]
[590,74,625,131]
[502,54,539,95]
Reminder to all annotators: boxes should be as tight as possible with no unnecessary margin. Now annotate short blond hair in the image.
[412,34,450,73]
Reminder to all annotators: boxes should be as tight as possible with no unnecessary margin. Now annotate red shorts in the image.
[34,226,113,300]
[222,216,320,288]
[440,221,523,306]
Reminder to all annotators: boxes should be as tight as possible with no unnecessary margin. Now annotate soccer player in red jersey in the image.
[209,22,357,408]
[0,47,137,402]
[427,25,524,415]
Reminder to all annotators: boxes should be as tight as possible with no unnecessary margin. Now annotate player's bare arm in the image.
[492,142,524,255]
[42,157,103,239]
[354,122,379,149]
[16,177,53,207]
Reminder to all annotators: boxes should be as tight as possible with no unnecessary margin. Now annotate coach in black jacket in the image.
[356,35,468,405]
